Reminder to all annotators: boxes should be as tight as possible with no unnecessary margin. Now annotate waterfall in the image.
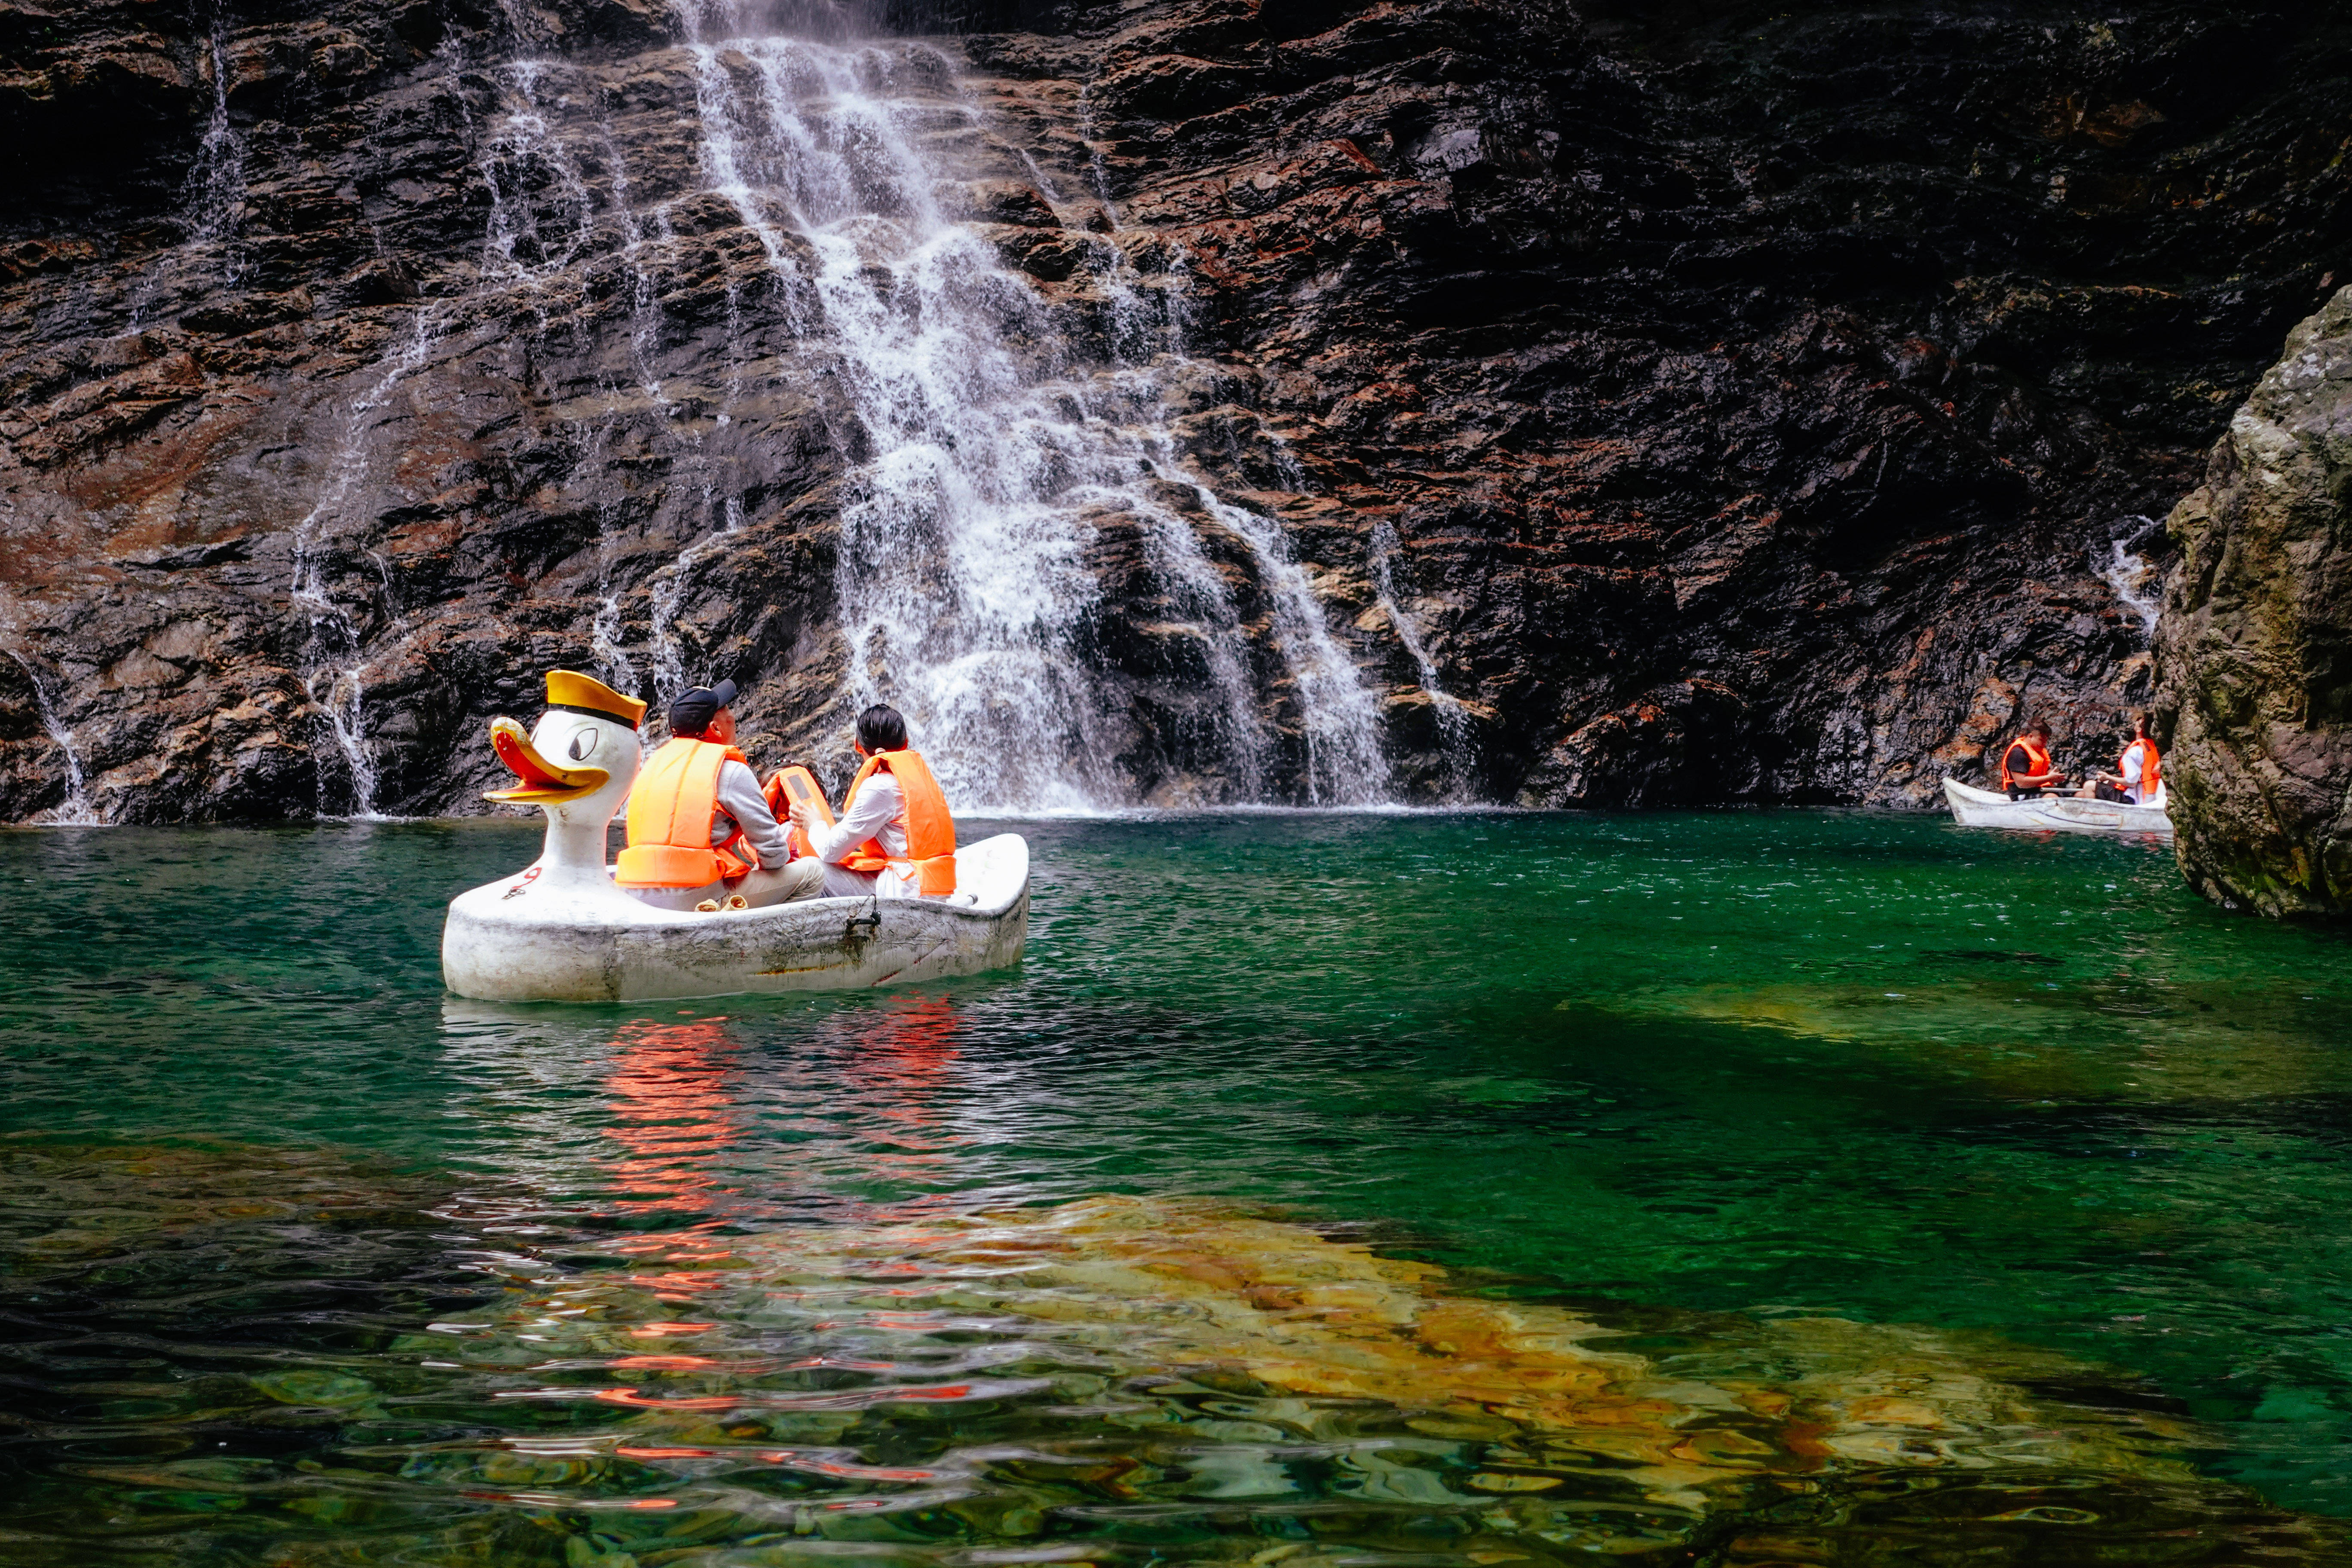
[128,1,248,330]
[185,2,248,272]
[9,1,1393,820]
[1149,459,1387,803]
[287,304,438,819]
[211,6,1396,820]
[493,0,549,46]
[671,19,1390,808]
[278,36,582,818]
[1370,518,1475,796]
[285,54,622,815]
[598,115,681,415]
[4,650,99,825]
[2096,514,2164,642]
[481,60,599,295]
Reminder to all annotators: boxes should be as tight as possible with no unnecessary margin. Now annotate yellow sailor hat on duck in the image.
[486,670,647,805]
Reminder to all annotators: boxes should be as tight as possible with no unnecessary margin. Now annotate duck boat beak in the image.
[484,716,609,804]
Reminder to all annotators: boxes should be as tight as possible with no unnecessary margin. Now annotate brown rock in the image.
[0,0,2347,821]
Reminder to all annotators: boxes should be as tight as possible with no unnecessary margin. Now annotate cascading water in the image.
[3,649,98,825]
[489,57,655,709]
[598,117,681,416]
[672,15,1390,807]
[285,51,551,818]
[1145,452,1388,802]
[127,0,247,331]
[287,51,663,814]
[2097,514,2165,642]
[1369,518,1475,796]
[202,9,461,819]
[480,60,600,294]
[470,53,756,732]
[1253,423,1459,793]
[286,295,443,819]
[186,4,248,273]
[244,3,1399,817]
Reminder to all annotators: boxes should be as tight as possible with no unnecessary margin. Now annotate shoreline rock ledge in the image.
[2158,285,2352,919]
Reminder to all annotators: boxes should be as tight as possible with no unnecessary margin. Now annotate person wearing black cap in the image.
[613,680,823,911]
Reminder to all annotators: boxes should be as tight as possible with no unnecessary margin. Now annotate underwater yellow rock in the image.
[1614,975,2341,1104]
[491,1193,2202,1515]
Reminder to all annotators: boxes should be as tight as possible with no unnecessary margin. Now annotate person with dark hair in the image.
[786,703,960,899]
[1995,720,2067,800]
[855,703,908,753]
[615,680,823,911]
[2080,710,2164,805]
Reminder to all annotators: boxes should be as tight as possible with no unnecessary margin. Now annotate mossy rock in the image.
[2156,285,2352,918]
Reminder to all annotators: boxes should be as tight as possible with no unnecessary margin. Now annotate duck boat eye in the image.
[568,731,597,761]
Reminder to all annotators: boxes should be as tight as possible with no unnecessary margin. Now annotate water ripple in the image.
[4,816,2352,1562]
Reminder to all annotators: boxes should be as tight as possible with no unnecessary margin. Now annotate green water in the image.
[3,811,2351,1565]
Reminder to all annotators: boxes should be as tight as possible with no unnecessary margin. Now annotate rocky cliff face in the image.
[2,0,2347,819]
[2156,286,2352,918]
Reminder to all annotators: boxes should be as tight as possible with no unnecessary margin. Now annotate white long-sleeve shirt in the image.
[809,769,905,864]
[711,757,793,867]
[2119,741,2155,805]
[806,770,916,898]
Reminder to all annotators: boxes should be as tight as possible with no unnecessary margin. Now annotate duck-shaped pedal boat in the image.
[441,671,1031,1002]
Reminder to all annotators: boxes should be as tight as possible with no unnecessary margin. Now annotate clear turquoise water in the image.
[3,812,2350,1565]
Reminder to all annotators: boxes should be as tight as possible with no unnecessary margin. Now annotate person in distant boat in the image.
[1996,720,2067,799]
[2081,711,2162,805]
[614,680,824,911]
[785,703,959,900]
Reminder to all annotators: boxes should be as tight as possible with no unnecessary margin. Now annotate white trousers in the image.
[821,862,915,899]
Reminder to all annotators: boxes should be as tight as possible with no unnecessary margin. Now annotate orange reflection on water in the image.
[601,1016,738,1219]
[594,1387,736,1410]
[594,995,975,1243]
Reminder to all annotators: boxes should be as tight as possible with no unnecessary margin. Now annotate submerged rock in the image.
[2157,286,2352,918]
[4,1148,2341,1559]
[388,1192,2320,1561]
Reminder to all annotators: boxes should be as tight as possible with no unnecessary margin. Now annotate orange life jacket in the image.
[2121,737,2161,797]
[1998,735,2054,791]
[615,737,758,888]
[840,749,956,896]
[763,765,834,861]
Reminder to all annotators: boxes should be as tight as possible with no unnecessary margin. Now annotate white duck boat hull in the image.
[1942,778,2172,838]
[443,832,1031,1003]
[441,671,1032,1003]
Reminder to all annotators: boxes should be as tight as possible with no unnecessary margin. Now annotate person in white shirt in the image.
[2082,710,2163,805]
[788,704,934,899]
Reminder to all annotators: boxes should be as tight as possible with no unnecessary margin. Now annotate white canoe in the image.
[439,670,1030,1004]
[1942,777,2172,838]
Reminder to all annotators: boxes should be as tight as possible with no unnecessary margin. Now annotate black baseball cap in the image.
[668,679,738,735]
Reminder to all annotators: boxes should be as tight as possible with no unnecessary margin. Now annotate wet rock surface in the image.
[2156,286,2352,919]
[1,0,2348,819]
